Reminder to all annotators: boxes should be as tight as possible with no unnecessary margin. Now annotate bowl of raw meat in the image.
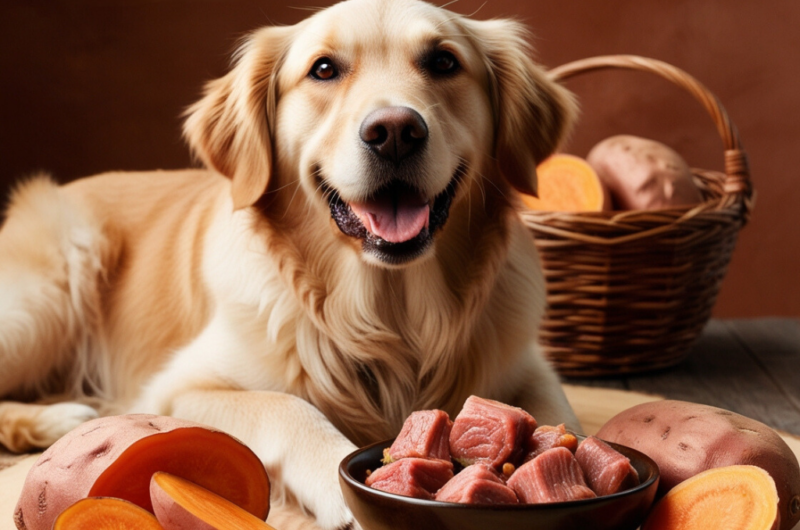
[339,396,659,530]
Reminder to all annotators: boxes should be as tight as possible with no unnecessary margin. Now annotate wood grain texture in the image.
[724,319,800,416]
[564,319,800,435]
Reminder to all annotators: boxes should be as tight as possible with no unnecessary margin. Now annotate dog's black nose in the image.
[360,106,428,164]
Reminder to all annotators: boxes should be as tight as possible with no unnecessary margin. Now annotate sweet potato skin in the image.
[14,414,269,530]
[586,135,702,210]
[596,400,800,530]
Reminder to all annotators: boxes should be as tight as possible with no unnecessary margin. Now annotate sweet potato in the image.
[150,472,276,530]
[14,414,270,530]
[586,135,702,210]
[596,400,800,530]
[53,497,163,530]
[520,154,610,212]
[642,465,780,530]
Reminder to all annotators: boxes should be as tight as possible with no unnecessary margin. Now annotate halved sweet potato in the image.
[14,414,270,530]
[53,497,163,530]
[151,472,277,530]
[642,465,780,530]
[520,154,610,212]
[597,400,800,530]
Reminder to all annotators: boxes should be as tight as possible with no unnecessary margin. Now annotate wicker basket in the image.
[521,55,754,377]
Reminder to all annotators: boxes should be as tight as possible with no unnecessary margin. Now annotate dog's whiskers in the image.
[421,102,442,115]
[478,171,503,200]
[266,178,303,194]
[287,5,328,13]
[403,93,442,117]
[300,172,335,220]
[279,176,307,222]
[432,1,488,33]
[438,0,462,10]
[464,2,488,19]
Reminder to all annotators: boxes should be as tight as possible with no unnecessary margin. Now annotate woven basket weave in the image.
[521,55,754,377]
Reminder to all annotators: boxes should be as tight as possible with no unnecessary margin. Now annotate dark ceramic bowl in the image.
[339,437,659,530]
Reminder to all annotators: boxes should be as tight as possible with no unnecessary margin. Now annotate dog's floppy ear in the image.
[183,26,293,210]
[462,18,577,196]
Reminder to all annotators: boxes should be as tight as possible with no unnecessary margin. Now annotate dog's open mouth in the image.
[326,167,464,265]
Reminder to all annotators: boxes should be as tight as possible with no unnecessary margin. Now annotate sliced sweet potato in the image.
[14,414,270,530]
[642,465,780,530]
[596,400,800,530]
[520,154,610,212]
[53,497,163,530]
[150,472,276,530]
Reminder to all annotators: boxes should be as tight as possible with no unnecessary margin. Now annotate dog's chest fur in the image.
[200,195,544,446]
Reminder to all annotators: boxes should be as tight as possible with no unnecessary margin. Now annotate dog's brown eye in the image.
[310,58,338,80]
[430,50,460,75]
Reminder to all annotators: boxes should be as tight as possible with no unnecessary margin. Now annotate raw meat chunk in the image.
[388,409,453,462]
[575,436,640,496]
[434,463,519,505]
[526,424,579,461]
[449,396,537,468]
[366,458,454,499]
[507,447,596,503]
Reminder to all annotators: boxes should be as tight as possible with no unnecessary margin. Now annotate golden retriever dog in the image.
[0,0,579,527]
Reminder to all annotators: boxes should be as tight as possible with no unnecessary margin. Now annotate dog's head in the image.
[184,0,575,267]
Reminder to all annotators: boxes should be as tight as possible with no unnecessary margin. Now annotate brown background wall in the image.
[1,0,797,317]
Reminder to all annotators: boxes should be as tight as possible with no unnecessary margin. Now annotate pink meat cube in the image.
[575,436,640,496]
[366,457,454,500]
[434,463,519,505]
[449,396,537,469]
[525,423,579,461]
[388,409,453,461]
[507,447,596,504]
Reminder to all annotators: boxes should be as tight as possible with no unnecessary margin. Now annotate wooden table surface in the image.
[564,318,800,436]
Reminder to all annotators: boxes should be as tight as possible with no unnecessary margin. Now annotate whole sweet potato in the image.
[586,135,703,210]
[596,400,800,530]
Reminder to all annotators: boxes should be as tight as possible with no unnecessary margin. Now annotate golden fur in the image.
[0,1,578,527]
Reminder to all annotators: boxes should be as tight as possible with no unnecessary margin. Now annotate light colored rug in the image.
[2,386,798,530]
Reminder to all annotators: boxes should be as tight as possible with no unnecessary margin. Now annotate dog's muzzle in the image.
[324,106,464,265]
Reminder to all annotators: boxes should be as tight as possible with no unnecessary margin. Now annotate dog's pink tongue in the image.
[350,191,430,243]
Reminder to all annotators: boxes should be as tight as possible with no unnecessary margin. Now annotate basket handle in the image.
[548,55,751,198]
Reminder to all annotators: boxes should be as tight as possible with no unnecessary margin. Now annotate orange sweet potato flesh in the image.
[53,497,163,530]
[150,472,276,530]
[520,154,610,212]
[596,400,800,530]
[642,465,780,530]
[14,415,270,530]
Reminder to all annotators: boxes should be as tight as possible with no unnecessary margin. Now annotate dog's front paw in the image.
[0,402,99,452]
[316,497,360,530]
[336,520,360,530]
[324,503,361,530]
[34,403,99,444]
